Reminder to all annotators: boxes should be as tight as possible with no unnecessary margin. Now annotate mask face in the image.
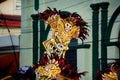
[64,22,72,32]
[36,59,61,79]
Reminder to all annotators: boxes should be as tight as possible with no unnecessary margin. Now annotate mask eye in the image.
[65,23,72,28]
[57,43,63,49]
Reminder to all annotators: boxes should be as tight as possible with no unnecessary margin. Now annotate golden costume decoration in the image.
[43,15,79,58]
[102,62,120,80]
[34,7,89,80]
[102,72,118,80]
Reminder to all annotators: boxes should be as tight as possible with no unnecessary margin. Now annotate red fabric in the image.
[0,52,19,76]
[0,21,21,27]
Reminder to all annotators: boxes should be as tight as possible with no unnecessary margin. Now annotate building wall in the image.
[0,0,21,46]
[0,28,20,36]
[0,0,21,15]
[0,0,21,36]
[0,0,21,37]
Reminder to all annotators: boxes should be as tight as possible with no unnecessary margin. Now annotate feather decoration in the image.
[33,52,88,80]
[38,7,89,40]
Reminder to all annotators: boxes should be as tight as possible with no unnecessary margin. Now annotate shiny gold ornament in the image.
[43,14,79,58]
[102,72,118,80]
[35,59,61,79]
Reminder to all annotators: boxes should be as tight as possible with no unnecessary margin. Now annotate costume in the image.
[34,7,89,80]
